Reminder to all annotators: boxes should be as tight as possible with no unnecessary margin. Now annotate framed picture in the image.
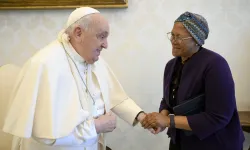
[0,0,128,9]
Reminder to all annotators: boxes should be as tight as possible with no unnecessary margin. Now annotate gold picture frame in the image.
[0,0,128,10]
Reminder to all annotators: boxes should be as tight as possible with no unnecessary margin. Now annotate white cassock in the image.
[0,64,21,150]
[2,30,143,150]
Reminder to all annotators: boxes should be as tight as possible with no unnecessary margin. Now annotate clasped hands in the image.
[94,111,170,134]
[139,112,170,134]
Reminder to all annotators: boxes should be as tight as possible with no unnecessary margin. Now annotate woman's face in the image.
[170,22,198,58]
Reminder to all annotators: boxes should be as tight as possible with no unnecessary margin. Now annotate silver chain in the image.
[62,44,96,105]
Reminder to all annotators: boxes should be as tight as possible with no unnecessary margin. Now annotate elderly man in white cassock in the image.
[3,7,149,150]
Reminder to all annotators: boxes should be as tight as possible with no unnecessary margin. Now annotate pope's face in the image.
[79,14,109,64]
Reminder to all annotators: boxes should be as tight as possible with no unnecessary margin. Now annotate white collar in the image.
[64,41,87,65]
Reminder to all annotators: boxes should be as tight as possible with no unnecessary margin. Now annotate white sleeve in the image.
[33,119,98,146]
[111,98,143,126]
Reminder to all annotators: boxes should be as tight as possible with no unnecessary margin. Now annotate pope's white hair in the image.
[65,15,92,36]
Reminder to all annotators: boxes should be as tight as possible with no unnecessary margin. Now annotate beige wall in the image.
[0,0,249,149]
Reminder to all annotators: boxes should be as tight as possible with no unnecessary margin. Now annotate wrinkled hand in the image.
[94,112,116,134]
[141,112,169,134]
[136,112,158,134]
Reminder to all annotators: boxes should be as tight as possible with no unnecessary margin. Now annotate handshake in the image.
[94,110,170,135]
[138,110,170,134]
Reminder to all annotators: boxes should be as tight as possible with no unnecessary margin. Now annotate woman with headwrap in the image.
[141,12,245,150]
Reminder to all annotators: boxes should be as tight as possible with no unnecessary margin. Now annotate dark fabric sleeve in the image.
[159,98,171,112]
[187,56,236,140]
[159,61,171,112]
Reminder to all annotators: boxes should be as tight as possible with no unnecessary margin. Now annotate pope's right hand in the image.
[94,112,116,134]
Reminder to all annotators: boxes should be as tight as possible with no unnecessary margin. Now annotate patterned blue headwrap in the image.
[175,12,209,45]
